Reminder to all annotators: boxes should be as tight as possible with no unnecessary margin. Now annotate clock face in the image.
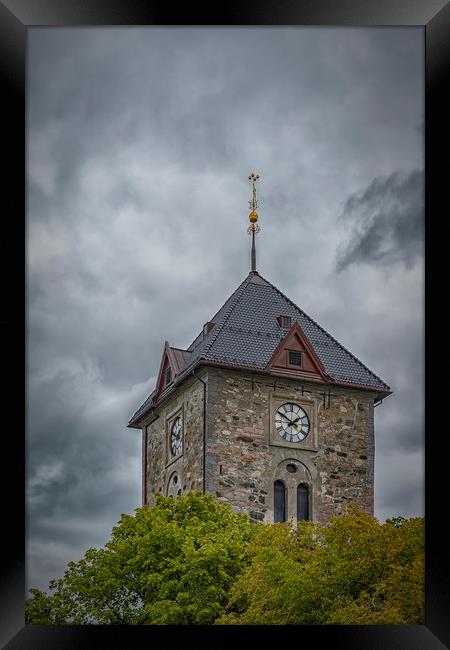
[275,403,310,443]
[170,417,183,456]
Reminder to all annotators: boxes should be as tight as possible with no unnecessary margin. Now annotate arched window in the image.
[166,472,179,497]
[297,483,310,521]
[274,480,287,522]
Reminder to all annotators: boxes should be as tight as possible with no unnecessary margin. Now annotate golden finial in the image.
[248,172,260,224]
[247,173,261,272]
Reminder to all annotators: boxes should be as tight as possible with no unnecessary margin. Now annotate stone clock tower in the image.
[128,175,391,524]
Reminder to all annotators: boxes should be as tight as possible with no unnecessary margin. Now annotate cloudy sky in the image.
[27,27,424,593]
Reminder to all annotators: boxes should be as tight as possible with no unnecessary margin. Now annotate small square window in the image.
[281,316,291,328]
[288,350,302,367]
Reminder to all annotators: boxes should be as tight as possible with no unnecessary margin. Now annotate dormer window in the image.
[165,367,172,386]
[277,315,292,328]
[287,350,302,367]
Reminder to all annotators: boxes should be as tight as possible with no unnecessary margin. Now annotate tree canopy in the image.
[26,494,424,625]
[26,492,254,625]
[219,504,424,625]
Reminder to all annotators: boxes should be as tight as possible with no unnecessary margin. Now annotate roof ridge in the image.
[186,273,252,352]
[255,271,390,390]
[202,273,254,358]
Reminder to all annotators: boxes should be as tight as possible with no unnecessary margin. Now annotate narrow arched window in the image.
[274,480,287,522]
[297,483,310,521]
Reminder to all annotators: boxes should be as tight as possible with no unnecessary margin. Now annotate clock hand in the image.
[280,413,302,425]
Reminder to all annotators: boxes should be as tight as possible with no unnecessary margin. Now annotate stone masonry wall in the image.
[205,369,271,522]
[142,371,206,505]
[205,367,376,524]
[141,365,376,524]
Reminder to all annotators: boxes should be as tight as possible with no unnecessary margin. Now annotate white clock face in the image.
[275,403,310,443]
[170,417,183,456]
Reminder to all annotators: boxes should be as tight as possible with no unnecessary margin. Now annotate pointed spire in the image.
[247,173,261,272]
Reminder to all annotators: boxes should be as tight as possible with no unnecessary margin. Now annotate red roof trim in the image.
[154,341,173,400]
[198,359,391,394]
[128,356,391,428]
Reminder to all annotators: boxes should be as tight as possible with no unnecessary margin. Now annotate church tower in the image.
[128,175,391,524]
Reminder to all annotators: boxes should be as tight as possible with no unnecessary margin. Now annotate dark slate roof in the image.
[128,271,390,426]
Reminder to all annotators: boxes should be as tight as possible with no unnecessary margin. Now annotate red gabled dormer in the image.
[154,342,192,400]
[154,342,173,399]
[267,321,330,382]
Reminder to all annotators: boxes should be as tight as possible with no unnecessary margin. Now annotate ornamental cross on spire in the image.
[249,172,259,211]
[247,173,261,272]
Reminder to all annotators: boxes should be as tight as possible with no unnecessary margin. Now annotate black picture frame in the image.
[1,1,448,647]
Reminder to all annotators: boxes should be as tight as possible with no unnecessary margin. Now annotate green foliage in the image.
[26,492,254,625]
[385,515,407,528]
[26,497,424,626]
[218,504,424,625]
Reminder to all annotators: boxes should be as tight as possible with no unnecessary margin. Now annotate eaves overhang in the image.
[128,356,391,430]
[198,359,391,397]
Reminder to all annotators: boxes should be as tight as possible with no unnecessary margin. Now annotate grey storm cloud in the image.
[336,169,424,271]
[27,26,424,592]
